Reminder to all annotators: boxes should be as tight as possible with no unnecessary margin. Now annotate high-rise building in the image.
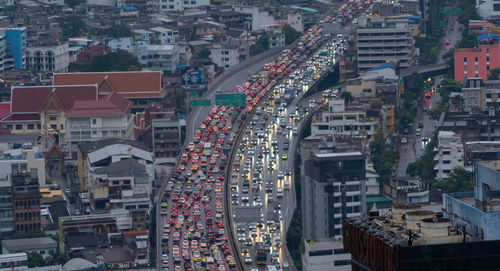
[302,151,367,240]
[356,17,416,73]
[0,28,27,70]
[12,169,41,233]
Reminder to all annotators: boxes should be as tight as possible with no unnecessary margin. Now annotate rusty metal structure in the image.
[342,206,500,271]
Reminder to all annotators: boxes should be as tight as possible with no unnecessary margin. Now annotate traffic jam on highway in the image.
[230,32,344,270]
[158,1,373,271]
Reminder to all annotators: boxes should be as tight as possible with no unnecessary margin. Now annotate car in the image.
[244,255,252,264]
[282,153,288,160]
[401,138,407,144]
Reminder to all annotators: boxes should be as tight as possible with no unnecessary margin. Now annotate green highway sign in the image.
[191,99,211,106]
[215,93,246,106]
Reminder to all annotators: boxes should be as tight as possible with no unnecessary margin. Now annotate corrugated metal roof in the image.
[88,144,153,164]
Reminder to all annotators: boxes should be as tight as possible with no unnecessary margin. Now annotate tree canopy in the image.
[370,131,396,193]
[488,68,500,80]
[105,23,132,39]
[406,138,437,183]
[282,24,300,45]
[62,15,87,38]
[64,0,83,8]
[340,91,353,104]
[89,50,141,72]
[431,167,473,193]
[250,36,269,56]
[198,46,211,59]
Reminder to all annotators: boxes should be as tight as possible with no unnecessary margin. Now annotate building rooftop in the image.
[2,237,57,251]
[78,139,148,155]
[53,71,165,99]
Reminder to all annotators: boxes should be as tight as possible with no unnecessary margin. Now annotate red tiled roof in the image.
[10,85,98,113]
[0,103,11,120]
[65,92,133,118]
[53,71,164,98]
[2,113,40,122]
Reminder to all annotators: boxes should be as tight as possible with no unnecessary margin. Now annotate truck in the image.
[256,242,267,265]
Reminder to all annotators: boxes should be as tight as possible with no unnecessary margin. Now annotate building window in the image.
[60,124,64,130]
[92,131,97,135]
[37,124,41,129]
[443,160,451,164]
[49,116,57,121]
[318,125,329,130]
[494,3,500,11]
[27,124,34,130]
[362,88,372,93]
[15,124,22,130]
[334,260,351,266]
[464,57,467,62]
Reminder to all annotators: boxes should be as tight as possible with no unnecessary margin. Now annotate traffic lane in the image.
[187,55,280,144]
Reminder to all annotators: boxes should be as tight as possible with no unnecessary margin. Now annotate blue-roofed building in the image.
[120,6,139,17]
[0,27,27,70]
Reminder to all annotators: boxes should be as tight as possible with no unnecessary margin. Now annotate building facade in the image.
[0,178,13,234]
[152,119,183,159]
[26,42,69,73]
[64,92,135,149]
[13,170,41,233]
[356,17,416,72]
[0,28,27,70]
[454,36,500,83]
[158,0,209,12]
[267,28,285,48]
[134,44,179,74]
[310,99,377,141]
[302,151,366,241]
[462,77,487,112]
[434,131,464,180]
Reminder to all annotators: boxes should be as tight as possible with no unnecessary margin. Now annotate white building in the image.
[311,99,377,141]
[150,26,179,45]
[287,13,304,33]
[0,147,46,187]
[37,0,63,4]
[159,0,209,12]
[87,0,117,6]
[26,42,69,73]
[476,0,500,19]
[108,37,133,51]
[434,131,464,179]
[267,28,285,48]
[65,92,135,149]
[210,43,240,70]
[233,6,276,30]
[366,169,380,196]
[134,44,179,73]
[302,240,351,271]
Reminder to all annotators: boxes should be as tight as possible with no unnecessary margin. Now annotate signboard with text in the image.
[182,67,206,91]
[215,93,246,106]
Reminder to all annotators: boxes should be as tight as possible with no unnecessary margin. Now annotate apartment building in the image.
[0,178,13,234]
[0,147,46,187]
[302,151,366,240]
[210,40,247,69]
[89,158,151,231]
[462,77,486,112]
[311,99,377,140]
[454,34,500,83]
[0,28,27,71]
[152,118,184,159]
[302,240,350,271]
[356,17,416,72]
[26,42,69,73]
[134,44,179,74]
[159,0,209,12]
[12,170,41,233]
[434,131,464,180]
[64,92,134,149]
[267,28,285,48]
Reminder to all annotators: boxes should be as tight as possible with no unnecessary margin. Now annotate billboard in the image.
[181,67,206,91]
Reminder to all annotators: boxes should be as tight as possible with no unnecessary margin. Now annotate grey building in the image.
[302,151,367,240]
[2,237,57,259]
[0,178,13,234]
[356,17,416,72]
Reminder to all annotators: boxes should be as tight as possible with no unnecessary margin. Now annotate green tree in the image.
[457,0,480,27]
[198,46,210,59]
[456,31,478,49]
[89,50,141,72]
[108,23,132,38]
[488,68,500,80]
[27,252,45,267]
[64,0,83,8]
[431,167,473,193]
[406,138,437,183]
[250,36,269,56]
[340,91,353,104]
[282,24,301,45]
[370,131,396,192]
[62,15,87,38]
